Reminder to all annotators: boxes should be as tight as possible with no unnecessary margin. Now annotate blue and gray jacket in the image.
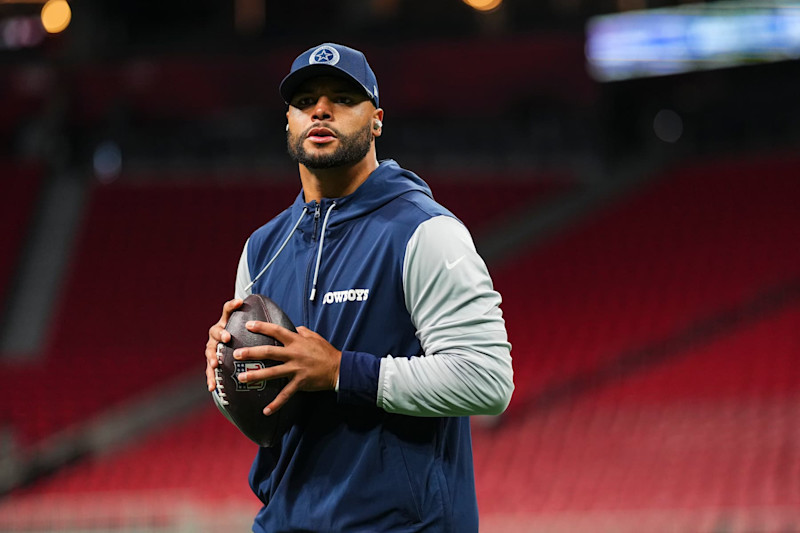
[233,159,513,532]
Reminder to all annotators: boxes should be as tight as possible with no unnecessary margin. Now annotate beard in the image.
[287,123,373,169]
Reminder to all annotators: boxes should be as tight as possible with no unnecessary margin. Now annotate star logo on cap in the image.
[309,45,340,66]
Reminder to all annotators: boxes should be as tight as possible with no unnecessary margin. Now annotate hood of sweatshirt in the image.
[247,159,435,300]
[290,159,433,224]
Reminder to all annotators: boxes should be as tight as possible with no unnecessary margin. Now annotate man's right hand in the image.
[205,298,243,391]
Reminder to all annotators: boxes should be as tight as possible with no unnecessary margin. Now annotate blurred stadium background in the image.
[1,0,799,531]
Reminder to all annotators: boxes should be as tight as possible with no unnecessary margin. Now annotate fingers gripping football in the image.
[206,298,242,391]
[234,323,342,415]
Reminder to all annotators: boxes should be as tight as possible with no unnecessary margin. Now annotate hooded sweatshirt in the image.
[232,159,513,532]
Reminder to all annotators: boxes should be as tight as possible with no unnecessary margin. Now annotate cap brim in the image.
[280,64,376,106]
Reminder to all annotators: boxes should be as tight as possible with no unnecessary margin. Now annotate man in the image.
[205,43,513,532]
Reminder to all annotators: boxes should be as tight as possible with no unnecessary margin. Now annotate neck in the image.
[299,152,379,203]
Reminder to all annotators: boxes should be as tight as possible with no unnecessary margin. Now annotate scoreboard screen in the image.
[586,0,800,81]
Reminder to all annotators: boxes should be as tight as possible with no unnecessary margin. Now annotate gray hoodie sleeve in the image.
[234,239,252,301]
[377,215,514,417]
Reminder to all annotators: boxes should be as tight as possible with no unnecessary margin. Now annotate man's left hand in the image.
[233,322,342,415]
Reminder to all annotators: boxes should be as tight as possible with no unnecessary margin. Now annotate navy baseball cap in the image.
[280,43,379,108]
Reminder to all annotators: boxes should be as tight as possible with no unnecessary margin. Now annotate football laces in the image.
[214,343,229,406]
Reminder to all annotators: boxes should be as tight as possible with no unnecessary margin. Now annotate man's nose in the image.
[312,97,333,121]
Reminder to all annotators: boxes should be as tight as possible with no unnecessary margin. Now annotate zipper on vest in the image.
[312,202,321,241]
[304,202,321,324]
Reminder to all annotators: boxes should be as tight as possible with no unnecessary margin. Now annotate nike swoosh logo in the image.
[445,256,465,270]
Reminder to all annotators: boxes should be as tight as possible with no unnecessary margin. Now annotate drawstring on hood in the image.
[310,201,336,301]
[245,206,309,292]
[243,200,337,302]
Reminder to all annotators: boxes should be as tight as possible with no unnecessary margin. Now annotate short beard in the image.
[287,123,373,170]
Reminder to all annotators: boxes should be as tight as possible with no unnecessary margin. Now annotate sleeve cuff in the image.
[337,350,381,406]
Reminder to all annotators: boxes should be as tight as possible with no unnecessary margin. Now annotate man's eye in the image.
[291,96,315,107]
[335,96,353,104]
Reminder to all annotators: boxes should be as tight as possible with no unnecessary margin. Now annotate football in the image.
[211,294,301,447]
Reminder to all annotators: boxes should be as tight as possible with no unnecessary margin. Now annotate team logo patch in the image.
[310,45,340,66]
[322,288,369,305]
[234,361,267,391]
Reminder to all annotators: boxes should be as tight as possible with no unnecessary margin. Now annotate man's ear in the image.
[372,109,384,136]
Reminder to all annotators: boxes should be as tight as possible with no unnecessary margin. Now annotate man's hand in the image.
[205,298,243,392]
[232,322,342,415]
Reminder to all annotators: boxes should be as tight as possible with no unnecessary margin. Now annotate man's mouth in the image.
[307,127,336,144]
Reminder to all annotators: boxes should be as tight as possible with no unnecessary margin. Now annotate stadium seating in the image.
[473,302,800,526]
[470,151,800,527]
[0,170,565,448]
[8,303,799,530]
[493,152,800,409]
[2,176,299,446]
[0,169,567,533]
[0,160,42,317]
[3,151,799,532]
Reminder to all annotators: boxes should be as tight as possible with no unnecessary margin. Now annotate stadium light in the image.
[462,0,503,13]
[40,0,70,34]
